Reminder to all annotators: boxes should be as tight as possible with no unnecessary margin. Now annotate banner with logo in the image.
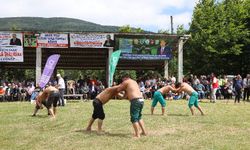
[24,33,37,47]
[0,32,23,46]
[70,33,114,48]
[0,46,23,62]
[39,54,60,88]
[109,50,121,87]
[37,33,68,48]
[116,37,176,60]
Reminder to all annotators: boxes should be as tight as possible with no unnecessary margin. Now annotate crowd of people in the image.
[0,81,37,101]
[0,73,249,103]
[138,73,250,103]
[0,75,106,102]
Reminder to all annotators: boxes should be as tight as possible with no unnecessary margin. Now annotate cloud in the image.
[0,0,198,32]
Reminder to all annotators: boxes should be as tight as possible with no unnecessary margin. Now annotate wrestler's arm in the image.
[117,91,128,99]
[116,83,126,93]
[32,94,42,116]
[116,92,124,99]
[175,86,183,94]
[170,86,180,93]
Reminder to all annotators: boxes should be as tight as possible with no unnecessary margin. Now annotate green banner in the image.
[109,50,121,87]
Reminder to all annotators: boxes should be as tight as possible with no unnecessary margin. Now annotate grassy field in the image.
[0,99,250,150]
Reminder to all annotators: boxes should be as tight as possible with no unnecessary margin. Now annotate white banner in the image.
[0,32,23,46]
[0,46,23,62]
[70,33,114,48]
[37,33,68,48]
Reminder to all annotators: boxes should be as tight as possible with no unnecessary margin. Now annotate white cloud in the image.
[0,0,198,32]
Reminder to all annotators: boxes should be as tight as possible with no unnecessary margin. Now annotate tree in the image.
[185,0,249,75]
[119,25,132,33]
[158,29,170,34]
[176,25,188,35]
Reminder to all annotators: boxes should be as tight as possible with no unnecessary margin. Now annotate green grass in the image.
[0,100,250,150]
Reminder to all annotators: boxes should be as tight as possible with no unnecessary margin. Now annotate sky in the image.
[0,0,199,32]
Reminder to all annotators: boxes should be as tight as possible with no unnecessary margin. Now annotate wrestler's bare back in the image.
[96,86,119,104]
[117,78,142,100]
[158,85,176,94]
[179,83,195,95]
[37,86,59,102]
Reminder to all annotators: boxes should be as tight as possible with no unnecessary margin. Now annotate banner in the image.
[116,37,175,60]
[70,33,114,48]
[0,46,23,62]
[109,50,121,87]
[39,54,60,88]
[24,33,37,47]
[0,32,23,46]
[37,33,68,48]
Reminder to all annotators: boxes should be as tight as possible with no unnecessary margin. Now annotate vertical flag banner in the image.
[109,50,121,87]
[39,54,60,88]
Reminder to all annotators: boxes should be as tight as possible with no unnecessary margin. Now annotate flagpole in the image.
[36,47,42,85]
[106,48,113,87]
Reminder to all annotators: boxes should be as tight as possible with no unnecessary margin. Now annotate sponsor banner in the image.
[116,38,175,60]
[24,33,37,47]
[37,33,68,48]
[70,33,114,48]
[0,32,23,46]
[39,54,60,88]
[0,46,23,62]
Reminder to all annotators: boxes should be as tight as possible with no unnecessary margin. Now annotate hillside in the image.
[0,17,120,32]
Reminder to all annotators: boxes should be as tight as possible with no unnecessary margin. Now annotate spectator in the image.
[18,83,26,101]
[171,76,176,84]
[77,76,84,88]
[193,75,200,86]
[224,82,233,100]
[139,81,146,99]
[144,81,152,99]
[243,74,250,102]
[211,73,219,103]
[151,82,158,97]
[30,84,41,104]
[233,75,243,103]
[220,75,228,99]
[0,86,5,101]
[82,82,89,100]
[57,74,66,106]
[97,81,105,94]
[11,84,19,101]
[195,81,205,100]
[89,81,98,99]
[67,80,76,94]
[26,83,35,101]
[2,83,7,91]
[5,84,13,101]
